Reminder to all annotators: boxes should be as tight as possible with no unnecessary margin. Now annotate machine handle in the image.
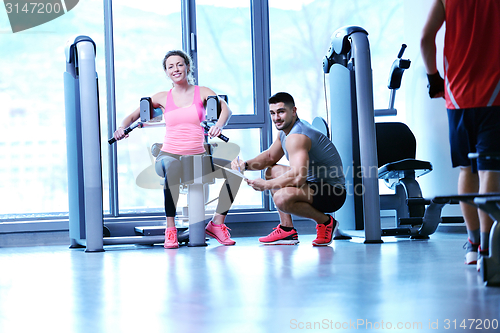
[468,152,500,160]
[388,44,411,91]
[202,123,229,142]
[397,44,407,59]
[108,122,142,144]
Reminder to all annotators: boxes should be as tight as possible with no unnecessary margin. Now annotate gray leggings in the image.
[155,151,242,217]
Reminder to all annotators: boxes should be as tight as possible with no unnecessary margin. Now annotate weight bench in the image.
[434,193,500,286]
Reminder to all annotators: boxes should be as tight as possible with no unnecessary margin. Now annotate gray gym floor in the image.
[1,231,500,333]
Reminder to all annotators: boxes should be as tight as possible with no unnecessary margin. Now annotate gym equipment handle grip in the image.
[202,124,229,142]
[108,122,141,145]
[397,44,407,58]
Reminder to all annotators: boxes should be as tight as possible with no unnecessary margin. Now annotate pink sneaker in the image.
[205,221,236,245]
[464,238,479,265]
[164,227,179,249]
[312,215,338,246]
[259,225,299,245]
[477,246,489,272]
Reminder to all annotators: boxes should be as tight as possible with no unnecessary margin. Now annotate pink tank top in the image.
[161,86,206,155]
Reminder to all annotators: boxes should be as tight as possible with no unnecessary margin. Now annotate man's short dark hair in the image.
[269,92,295,108]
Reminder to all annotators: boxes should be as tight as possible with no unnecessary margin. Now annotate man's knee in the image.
[272,190,289,210]
[273,188,302,212]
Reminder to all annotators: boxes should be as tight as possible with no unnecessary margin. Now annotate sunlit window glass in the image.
[269,0,404,125]
[111,0,183,214]
[196,0,254,115]
[0,0,106,219]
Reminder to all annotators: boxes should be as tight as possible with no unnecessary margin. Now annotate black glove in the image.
[427,72,444,98]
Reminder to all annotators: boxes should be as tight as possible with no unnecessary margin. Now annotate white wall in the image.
[403,0,461,216]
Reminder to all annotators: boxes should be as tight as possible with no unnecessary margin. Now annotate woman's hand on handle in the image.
[113,127,128,141]
[208,125,223,139]
[113,106,142,142]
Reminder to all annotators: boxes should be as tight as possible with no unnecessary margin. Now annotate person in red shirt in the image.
[421,0,500,266]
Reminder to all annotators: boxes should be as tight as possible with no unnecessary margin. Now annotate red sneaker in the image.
[312,215,338,246]
[259,225,299,245]
[164,227,179,249]
[205,221,236,245]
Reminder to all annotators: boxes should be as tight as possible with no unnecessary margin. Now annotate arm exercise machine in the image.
[323,26,447,241]
[128,96,231,247]
[64,36,230,251]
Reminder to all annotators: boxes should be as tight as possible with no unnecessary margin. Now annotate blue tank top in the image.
[280,119,345,187]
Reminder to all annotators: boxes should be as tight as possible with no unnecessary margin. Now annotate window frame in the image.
[0,0,318,234]
[106,0,275,216]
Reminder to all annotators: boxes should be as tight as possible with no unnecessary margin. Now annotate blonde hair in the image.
[162,50,196,84]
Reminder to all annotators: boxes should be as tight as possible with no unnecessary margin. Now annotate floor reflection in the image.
[1,233,500,333]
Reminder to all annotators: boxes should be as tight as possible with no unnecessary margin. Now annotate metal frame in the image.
[325,26,382,243]
[104,0,119,217]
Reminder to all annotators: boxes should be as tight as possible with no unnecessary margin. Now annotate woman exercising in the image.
[113,50,241,249]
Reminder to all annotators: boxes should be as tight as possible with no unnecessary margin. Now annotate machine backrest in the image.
[311,117,330,139]
[375,122,416,168]
[311,118,418,169]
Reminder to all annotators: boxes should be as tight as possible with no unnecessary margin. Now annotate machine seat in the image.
[378,158,432,181]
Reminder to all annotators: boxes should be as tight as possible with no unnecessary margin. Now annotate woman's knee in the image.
[155,157,182,181]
